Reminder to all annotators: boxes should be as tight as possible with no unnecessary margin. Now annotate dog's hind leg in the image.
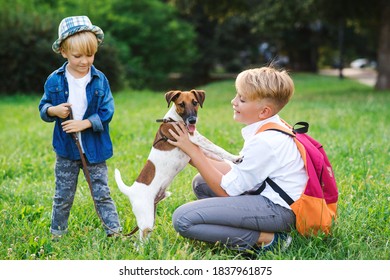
[115,169,156,240]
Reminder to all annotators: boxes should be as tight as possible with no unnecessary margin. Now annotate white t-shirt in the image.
[66,68,91,153]
[221,114,307,209]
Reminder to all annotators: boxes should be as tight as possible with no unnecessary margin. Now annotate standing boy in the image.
[39,16,121,238]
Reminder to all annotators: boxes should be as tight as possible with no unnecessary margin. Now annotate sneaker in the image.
[107,233,121,238]
[257,232,292,252]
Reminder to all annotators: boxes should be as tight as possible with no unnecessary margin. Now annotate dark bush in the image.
[0,11,62,94]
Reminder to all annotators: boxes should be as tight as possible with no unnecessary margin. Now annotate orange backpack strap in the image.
[256,122,294,136]
[254,121,308,205]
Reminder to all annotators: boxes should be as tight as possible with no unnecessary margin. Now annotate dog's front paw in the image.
[165,191,172,199]
[233,155,244,164]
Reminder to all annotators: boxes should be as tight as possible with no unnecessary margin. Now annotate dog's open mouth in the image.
[186,124,196,134]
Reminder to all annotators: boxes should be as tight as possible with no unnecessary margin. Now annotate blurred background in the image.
[0,0,389,94]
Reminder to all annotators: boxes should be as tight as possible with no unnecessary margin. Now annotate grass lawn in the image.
[0,73,389,260]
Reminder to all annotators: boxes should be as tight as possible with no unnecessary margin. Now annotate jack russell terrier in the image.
[115,89,242,240]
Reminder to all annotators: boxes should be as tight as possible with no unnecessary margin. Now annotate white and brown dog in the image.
[115,89,241,239]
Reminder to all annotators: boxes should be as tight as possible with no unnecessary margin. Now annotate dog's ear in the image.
[165,91,181,107]
[191,89,205,108]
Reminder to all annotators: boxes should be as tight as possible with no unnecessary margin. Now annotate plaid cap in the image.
[52,16,104,53]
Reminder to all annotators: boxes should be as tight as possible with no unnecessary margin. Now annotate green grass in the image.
[0,73,389,260]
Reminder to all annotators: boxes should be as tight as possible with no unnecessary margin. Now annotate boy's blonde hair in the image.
[60,31,98,55]
[235,67,294,112]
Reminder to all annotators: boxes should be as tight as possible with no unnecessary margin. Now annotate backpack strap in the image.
[256,122,295,136]
[243,181,266,195]
[247,120,308,206]
[293,121,309,134]
[265,178,294,205]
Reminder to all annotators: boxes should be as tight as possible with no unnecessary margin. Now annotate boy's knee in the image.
[172,206,192,235]
[192,173,217,199]
[191,173,204,192]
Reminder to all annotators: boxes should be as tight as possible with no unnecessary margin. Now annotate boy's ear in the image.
[60,49,68,59]
[258,105,274,119]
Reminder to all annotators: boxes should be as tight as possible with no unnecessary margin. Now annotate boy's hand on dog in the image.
[168,122,188,144]
[168,122,199,156]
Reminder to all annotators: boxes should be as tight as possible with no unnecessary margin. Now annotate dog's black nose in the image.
[187,116,197,124]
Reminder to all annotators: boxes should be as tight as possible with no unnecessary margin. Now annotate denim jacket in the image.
[39,62,114,163]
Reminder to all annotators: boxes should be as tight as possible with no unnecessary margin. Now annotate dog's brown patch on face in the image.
[165,90,205,135]
[136,159,155,185]
[172,91,202,120]
[153,123,177,151]
[165,90,205,108]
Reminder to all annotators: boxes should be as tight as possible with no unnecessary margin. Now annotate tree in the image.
[103,0,197,89]
[173,0,390,90]
[249,0,324,71]
[375,0,390,90]
[171,0,261,84]
[0,1,62,94]
[317,0,389,90]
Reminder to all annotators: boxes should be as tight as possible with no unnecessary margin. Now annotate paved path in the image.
[319,68,377,86]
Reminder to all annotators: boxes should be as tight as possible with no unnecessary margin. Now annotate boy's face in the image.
[231,93,272,125]
[61,50,95,78]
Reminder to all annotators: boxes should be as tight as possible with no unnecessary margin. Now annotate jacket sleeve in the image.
[38,80,56,123]
[87,77,114,132]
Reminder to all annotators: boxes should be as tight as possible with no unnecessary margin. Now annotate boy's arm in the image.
[39,77,71,122]
[87,80,114,132]
[39,101,71,122]
[168,122,229,197]
[39,90,56,122]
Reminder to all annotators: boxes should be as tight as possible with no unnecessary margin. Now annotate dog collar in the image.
[156,118,175,123]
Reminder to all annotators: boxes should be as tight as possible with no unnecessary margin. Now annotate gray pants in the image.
[51,155,121,236]
[172,174,295,250]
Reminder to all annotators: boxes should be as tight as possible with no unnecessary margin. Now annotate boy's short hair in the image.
[60,31,99,55]
[235,67,294,111]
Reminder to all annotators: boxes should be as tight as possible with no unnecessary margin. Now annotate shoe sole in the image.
[281,235,293,252]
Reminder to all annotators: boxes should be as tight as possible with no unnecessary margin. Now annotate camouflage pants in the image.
[51,155,121,236]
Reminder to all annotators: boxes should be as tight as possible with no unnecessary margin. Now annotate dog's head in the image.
[165,89,205,134]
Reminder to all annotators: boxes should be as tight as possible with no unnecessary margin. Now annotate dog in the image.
[115,89,242,240]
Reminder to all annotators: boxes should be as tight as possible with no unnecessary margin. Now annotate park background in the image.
[0,0,389,261]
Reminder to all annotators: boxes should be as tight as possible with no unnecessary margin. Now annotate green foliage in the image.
[171,0,258,76]
[0,75,389,260]
[0,0,197,94]
[104,0,197,89]
[0,2,62,93]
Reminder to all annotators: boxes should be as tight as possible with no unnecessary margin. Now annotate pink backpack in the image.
[256,121,338,236]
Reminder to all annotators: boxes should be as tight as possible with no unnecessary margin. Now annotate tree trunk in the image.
[375,0,390,90]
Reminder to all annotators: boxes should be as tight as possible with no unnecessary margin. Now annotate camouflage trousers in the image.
[51,155,122,236]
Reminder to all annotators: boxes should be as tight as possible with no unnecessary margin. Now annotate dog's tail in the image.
[115,168,132,196]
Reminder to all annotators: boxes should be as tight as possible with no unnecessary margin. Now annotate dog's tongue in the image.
[187,124,196,133]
